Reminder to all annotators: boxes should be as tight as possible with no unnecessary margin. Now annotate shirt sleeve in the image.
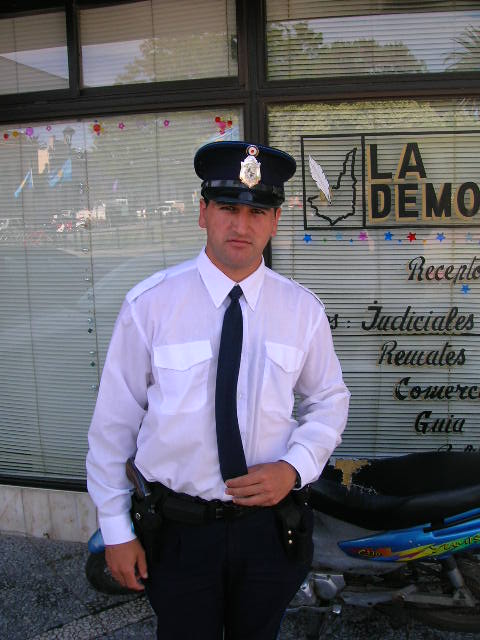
[280,308,350,487]
[86,299,151,545]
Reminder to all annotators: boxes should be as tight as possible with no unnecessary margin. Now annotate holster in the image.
[274,488,312,563]
[130,487,164,565]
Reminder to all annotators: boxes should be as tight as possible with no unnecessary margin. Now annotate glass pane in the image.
[0,109,243,480]
[266,1,480,79]
[86,110,243,369]
[80,0,238,87]
[268,98,480,457]
[0,12,68,95]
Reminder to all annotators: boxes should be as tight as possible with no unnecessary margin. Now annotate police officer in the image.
[87,141,350,640]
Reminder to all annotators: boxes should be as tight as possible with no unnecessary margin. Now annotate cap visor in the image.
[209,195,274,210]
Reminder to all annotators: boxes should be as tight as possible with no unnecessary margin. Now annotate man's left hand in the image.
[225,461,297,506]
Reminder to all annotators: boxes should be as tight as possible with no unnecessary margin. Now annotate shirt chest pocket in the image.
[153,340,213,414]
[261,341,304,416]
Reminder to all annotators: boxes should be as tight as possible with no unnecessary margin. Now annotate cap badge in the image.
[240,146,261,188]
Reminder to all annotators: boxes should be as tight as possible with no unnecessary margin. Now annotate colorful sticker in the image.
[215,116,233,135]
[92,121,104,136]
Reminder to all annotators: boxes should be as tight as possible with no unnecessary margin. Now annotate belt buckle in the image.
[215,501,240,520]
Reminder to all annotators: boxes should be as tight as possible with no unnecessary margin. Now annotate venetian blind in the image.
[0,11,68,94]
[0,109,242,480]
[268,97,480,458]
[266,1,480,79]
[80,0,238,87]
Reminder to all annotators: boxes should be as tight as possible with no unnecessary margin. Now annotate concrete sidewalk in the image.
[1,532,479,640]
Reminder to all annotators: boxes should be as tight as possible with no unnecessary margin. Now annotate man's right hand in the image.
[105,538,148,591]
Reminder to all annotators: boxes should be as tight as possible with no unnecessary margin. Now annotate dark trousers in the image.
[145,505,313,640]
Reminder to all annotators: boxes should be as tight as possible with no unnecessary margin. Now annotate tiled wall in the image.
[0,485,98,542]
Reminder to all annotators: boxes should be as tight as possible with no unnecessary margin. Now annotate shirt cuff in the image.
[98,512,136,545]
[280,443,329,489]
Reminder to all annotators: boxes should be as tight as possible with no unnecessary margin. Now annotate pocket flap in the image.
[265,341,304,373]
[154,340,212,371]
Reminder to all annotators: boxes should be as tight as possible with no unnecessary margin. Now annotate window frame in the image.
[0,1,479,118]
[0,0,479,490]
[0,0,251,125]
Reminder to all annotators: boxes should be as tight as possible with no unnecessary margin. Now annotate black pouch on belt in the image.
[274,489,311,563]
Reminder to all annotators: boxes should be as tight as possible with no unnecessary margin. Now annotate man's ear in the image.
[198,198,207,229]
[271,207,281,237]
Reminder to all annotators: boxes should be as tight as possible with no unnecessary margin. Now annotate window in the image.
[266,0,480,80]
[0,11,68,94]
[1,0,479,485]
[269,97,480,456]
[0,108,243,479]
[80,0,238,87]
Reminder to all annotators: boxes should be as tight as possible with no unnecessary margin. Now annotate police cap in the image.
[194,141,296,209]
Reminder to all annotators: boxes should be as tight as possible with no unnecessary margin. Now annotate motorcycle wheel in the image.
[85,551,136,595]
[407,555,480,632]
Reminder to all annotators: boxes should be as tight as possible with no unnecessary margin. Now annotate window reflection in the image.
[267,4,480,79]
[0,109,243,478]
[0,12,68,94]
[80,0,237,88]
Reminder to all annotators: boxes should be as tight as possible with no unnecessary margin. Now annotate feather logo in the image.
[309,155,331,203]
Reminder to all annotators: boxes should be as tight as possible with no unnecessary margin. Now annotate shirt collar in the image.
[197,249,265,311]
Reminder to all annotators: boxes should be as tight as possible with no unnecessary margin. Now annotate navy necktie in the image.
[215,285,248,481]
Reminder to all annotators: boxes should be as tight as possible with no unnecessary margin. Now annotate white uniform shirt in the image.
[87,250,350,544]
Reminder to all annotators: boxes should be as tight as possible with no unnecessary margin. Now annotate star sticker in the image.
[359,231,368,241]
[466,233,473,242]
[349,238,354,244]
[323,238,327,243]
[407,232,416,242]
[303,234,312,244]
[336,233,343,241]
[462,284,470,295]
[397,239,402,244]
[384,231,393,241]
[437,233,445,242]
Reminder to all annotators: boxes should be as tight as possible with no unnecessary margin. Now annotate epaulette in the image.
[126,271,166,303]
[290,278,325,309]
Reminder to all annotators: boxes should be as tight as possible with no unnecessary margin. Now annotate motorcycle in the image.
[86,450,480,632]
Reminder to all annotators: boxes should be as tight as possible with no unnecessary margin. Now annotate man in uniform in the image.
[86,141,350,639]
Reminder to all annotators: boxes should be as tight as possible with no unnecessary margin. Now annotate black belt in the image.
[150,482,260,525]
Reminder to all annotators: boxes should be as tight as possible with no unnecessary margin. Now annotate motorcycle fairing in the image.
[339,507,480,562]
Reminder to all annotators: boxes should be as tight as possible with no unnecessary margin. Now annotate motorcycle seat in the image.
[309,451,480,531]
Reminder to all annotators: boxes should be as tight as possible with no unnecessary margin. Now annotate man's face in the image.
[199,199,281,281]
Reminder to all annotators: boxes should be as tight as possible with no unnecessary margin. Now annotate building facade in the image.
[1,0,479,540]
